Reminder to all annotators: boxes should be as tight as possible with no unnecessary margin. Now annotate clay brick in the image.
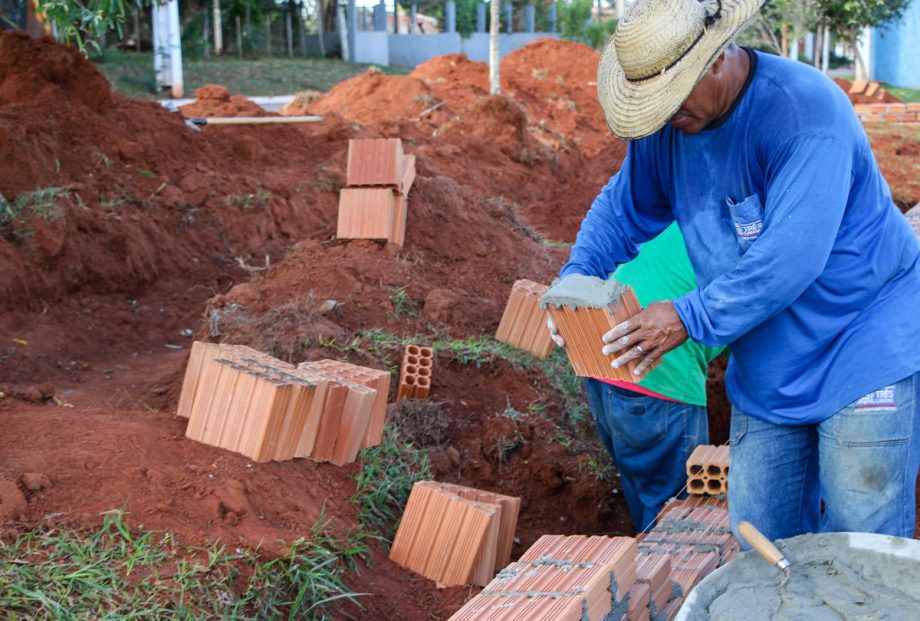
[882,113,905,122]
[397,344,433,401]
[907,103,920,113]
[544,285,659,382]
[298,360,390,449]
[865,81,880,98]
[184,355,321,463]
[848,78,868,95]
[390,481,500,587]
[450,535,636,620]
[346,138,404,187]
[336,187,395,240]
[495,279,554,359]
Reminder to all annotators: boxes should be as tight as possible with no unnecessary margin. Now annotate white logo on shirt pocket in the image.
[727,194,764,246]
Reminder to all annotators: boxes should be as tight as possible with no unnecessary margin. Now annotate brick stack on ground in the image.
[337,138,416,245]
[686,444,730,495]
[627,495,738,620]
[179,342,387,465]
[389,481,521,587]
[449,535,637,620]
[543,285,658,381]
[397,344,433,400]
[495,279,554,359]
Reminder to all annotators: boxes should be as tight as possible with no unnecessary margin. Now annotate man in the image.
[582,223,723,532]
[551,0,920,542]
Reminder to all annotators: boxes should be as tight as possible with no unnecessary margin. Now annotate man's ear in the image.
[710,52,727,76]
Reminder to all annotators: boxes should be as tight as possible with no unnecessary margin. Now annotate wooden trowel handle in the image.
[738,520,788,571]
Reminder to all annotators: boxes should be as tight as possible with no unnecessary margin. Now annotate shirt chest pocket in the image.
[727,194,764,251]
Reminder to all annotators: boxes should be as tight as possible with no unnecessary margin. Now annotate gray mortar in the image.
[681,533,920,620]
[540,274,629,310]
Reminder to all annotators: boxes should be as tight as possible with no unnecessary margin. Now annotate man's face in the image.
[669,61,722,134]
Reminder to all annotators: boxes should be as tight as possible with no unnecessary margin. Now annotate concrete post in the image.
[347,0,356,61]
[152,0,184,97]
[477,3,486,32]
[525,5,534,33]
[411,3,417,33]
[374,0,387,31]
[503,2,512,33]
[804,32,815,62]
[549,4,557,33]
[445,1,456,33]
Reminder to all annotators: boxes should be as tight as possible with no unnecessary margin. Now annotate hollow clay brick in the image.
[544,285,659,382]
[346,138,404,187]
[336,187,395,240]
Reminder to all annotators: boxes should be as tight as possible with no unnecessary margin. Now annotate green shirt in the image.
[612,223,724,406]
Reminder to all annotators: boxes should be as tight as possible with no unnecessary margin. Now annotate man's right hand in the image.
[547,315,565,348]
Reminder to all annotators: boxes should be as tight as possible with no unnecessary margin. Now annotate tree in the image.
[815,0,909,79]
[35,0,147,53]
[751,0,819,57]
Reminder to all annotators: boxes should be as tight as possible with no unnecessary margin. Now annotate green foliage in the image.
[387,285,419,320]
[556,0,617,50]
[351,426,432,544]
[227,191,272,210]
[816,0,909,34]
[0,508,363,619]
[1,187,68,240]
[36,0,146,55]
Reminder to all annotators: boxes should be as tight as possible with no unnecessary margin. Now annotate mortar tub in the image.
[676,532,920,621]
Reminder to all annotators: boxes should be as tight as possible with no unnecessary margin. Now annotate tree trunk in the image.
[813,26,822,68]
[266,16,272,55]
[286,11,293,58]
[780,23,788,58]
[134,8,141,52]
[316,0,326,56]
[212,0,223,55]
[821,28,830,74]
[235,15,242,58]
[489,0,500,94]
[851,32,870,81]
[203,6,210,58]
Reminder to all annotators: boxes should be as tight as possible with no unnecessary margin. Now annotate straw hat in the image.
[597,0,764,139]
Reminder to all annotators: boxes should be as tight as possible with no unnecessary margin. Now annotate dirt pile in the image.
[178,84,270,117]
[833,77,902,104]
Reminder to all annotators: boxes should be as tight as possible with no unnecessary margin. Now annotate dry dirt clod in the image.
[19,472,51,492]
[0,480,28,521]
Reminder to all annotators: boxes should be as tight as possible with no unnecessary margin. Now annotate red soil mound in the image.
[310,68,435,124]
[833,77,902,104]
[178,83,271,117]
[0,31,111,112]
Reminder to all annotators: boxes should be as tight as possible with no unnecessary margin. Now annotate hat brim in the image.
[598,0,764,140]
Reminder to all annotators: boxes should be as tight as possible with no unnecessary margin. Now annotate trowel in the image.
[738,521,791,586]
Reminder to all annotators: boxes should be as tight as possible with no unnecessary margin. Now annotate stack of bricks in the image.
[543,284,657,382]
[449,535,637,620]
[495,279,554,359]
[297,359,391,449]
[389,481,520,587]
[853,102,920,124]
[627,496,738,620]
[337,138,416,246]
[397,344,433,401]
[686,444,730,495]
[179,342,387,465]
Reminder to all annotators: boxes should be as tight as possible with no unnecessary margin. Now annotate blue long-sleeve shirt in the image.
[562,50,920,425]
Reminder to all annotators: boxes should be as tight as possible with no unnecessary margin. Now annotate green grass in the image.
[0,508,364,619]
[350,426,431,545]
[886,85,920,103]
[92,50,409,100]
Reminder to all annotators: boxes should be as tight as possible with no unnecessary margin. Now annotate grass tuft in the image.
[0,507,364,620]
[350,426,431,545]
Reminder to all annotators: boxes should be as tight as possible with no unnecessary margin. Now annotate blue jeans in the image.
[729,372,920,543]
[585,378,709,531]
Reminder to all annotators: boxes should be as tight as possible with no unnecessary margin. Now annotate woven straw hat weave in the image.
[598,0,764,140]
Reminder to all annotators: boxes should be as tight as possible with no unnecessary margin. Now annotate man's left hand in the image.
[600,301,689,376]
